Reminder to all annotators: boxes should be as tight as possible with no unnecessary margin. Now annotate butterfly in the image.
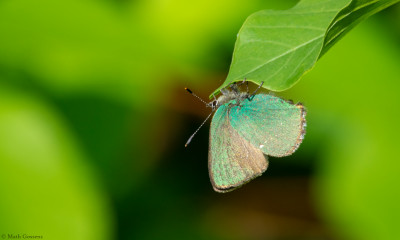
[185,80,306,193]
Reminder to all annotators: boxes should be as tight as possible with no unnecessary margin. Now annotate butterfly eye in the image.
[207,100,218,110]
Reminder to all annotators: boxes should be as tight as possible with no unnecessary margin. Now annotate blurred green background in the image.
[0,0,399,239]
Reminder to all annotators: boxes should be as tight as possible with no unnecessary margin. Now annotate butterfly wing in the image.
[209,104,268,193]
[229,94,306,157]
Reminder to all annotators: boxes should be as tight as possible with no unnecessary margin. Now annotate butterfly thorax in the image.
[209,89,249,110]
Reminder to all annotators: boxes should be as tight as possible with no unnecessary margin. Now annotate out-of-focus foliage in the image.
[0,85,113,239]
[0,0,399,239]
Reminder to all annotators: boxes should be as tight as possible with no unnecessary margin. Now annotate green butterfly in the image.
[186,81,306,192]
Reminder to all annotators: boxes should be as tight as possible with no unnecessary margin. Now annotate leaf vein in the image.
[248,25,325,31]
[235,34,324,80]
[241,39,292,48]
[285,41,320,79]
[262,51,295,83]
[264,9,339,16]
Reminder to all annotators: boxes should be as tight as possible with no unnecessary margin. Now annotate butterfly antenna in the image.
[185,87,208,106]
[185,111,213,147]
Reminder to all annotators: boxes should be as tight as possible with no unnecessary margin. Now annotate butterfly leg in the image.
[230,78,248,97]
[212,93,217,102]
[235,78,247,87]
[230,83,240,96]
[221,79,238,94]
[248,81,264,101]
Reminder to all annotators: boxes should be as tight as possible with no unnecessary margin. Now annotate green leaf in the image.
[210,0,400,98]
[321,0,400,56]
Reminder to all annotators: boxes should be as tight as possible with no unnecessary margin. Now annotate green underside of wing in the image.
[209,104,268,192]
[230,94,305,157]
